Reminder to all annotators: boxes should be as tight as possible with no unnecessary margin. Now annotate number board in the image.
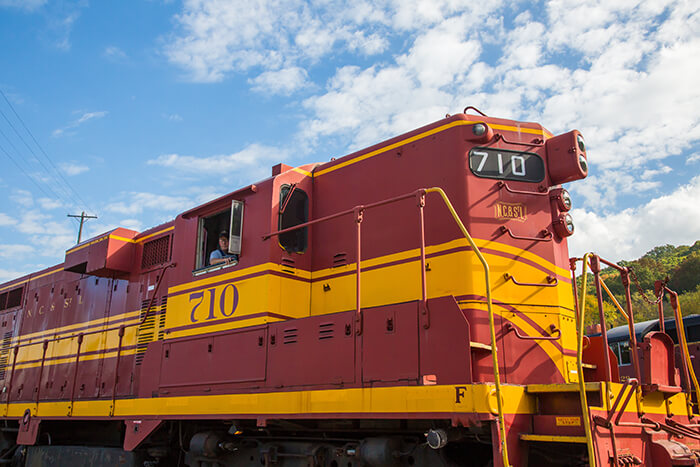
[469,147,545,183]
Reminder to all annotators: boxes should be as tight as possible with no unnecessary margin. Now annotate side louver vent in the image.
[281,257,296,274]
[332,252,347,268]
[283,328,298,344]
[0,331,13,380]
[141,236,171,270]
[319,323,334,340]
[135,296,168,365]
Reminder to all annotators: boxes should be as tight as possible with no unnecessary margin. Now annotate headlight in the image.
[553,213,575,237]
[577,134,586,152]
[550,188,573,212]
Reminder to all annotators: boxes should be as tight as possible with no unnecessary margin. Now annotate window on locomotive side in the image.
[194,201,245,273]
[618,341,631,366]
[279,184,308,253]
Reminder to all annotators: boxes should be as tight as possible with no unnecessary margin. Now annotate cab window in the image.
[195,200,244,273]
[279,185,308,253]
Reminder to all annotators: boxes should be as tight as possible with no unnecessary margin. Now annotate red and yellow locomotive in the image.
[0,108,696,466]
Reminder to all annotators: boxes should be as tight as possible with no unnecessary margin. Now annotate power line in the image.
[0,140,68,203]
[0,125,76,209]
[0,88,95,213]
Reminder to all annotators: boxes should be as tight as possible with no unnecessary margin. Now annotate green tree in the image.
[670,252,700,294]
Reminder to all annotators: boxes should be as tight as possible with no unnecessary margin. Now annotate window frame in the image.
[193,202,242,276]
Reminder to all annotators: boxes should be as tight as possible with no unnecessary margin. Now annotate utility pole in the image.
[67,211,98,244]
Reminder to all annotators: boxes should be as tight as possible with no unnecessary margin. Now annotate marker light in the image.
[553,213,575,238]
[550,188,573,212]
[577,134,586,152]
[466,122,493,143]
[473,124,487,136]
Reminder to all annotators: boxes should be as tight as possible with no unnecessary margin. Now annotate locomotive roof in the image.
[605,314,700,343]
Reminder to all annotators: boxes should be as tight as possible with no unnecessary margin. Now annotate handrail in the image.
[666,289,700,416]
[425,187,510,467]
[575,253,597,467]
[594,260,643,412]
[497,181,548,197]
[503,273,558,288]
[504,322,561,341]
[500,226,552,242]
[598,278,628,322]
[494,133,544,147]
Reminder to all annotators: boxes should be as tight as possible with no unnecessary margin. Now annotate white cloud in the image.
[38,198,64,210]
[104,46,127,60]
[7,210,76,260]
[10,190,33,207]
[568,175,700,262]
[641,165,672,180]
[105,192,193,216]
[163,0,479,83]
[53,110,108,137]
[0,0,46,11]
[162,113,183,122]
[0,268,30,283]
[60,162,89,176]
[148,143,286,182]
[0,213,16,226]
[0,244,34,259]
[249,67,309,96]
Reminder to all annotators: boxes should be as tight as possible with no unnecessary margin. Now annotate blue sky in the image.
[0,0,698,282]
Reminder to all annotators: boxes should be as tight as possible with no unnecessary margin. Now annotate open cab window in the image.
[194,200,244,275]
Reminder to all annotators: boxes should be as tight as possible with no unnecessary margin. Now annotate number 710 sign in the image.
[468,147,545,183]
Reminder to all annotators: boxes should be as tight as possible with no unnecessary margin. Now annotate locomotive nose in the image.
[545,130,588,185]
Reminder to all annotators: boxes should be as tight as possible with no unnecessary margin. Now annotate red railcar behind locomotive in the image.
[0,109,697,466]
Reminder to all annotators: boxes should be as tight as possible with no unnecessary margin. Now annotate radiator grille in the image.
[135,296,168,365]
[141,236,171,269]
[0,331,12,380]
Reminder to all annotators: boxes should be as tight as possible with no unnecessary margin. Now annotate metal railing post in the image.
[575,253,597,467]
[354,207,364,335]
[590,256,612,382]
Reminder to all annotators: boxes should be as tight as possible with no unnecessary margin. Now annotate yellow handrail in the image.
[425,187,510,467]
[671,298,700,415]
[599,279,628,322]
[576,253,596,467]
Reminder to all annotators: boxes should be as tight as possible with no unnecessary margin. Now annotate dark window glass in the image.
[279,185,308,253]
[618,341,631,365]
[687,324,700,343]
[199,209,231,269]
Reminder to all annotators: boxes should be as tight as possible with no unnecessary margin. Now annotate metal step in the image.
[469,341,492,351]
[520,434,588,444]
[526,382,601,393]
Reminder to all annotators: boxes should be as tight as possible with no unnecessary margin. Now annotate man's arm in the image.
[210,250,236,265]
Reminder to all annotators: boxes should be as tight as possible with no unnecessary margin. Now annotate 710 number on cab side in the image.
[468,147,545,183]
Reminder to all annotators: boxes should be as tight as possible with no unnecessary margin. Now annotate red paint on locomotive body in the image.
[0,111,693,467]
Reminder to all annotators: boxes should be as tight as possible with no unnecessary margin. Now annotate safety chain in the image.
[628,267,667,305]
